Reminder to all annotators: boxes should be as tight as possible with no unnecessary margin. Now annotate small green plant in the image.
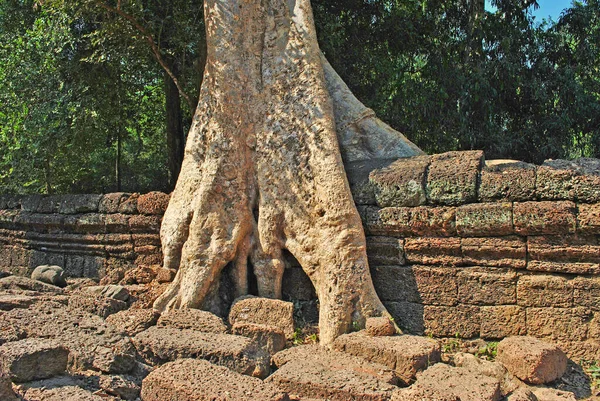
[291,328,304,346]
[585,361,600,388]
[351,321,361,332]
[476,342,498,361]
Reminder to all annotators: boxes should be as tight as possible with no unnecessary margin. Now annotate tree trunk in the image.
[153,0,423,347]
[165,65,185,191]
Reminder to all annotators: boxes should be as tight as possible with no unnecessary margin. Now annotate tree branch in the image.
[97,1,196,112]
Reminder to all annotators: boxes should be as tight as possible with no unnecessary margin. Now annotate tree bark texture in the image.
[153,0,423,346]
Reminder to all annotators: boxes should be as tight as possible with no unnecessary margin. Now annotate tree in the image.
[153,0,422,346]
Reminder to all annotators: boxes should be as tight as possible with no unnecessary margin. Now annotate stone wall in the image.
[0,151,599,359]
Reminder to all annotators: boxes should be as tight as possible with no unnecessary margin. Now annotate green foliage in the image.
[476,341,498,361]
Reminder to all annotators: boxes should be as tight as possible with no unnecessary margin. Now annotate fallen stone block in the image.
[68,294,128,318]
[366,317,397,337]
[229,296,294,339]
[141,358,289,401]
[391,363,502,401]
[99,374,141,400]
[105,309,160,336]
[17,375,110,401]
[0,293,37,311]
[496,336,568,385]
[132,326,269,378]
[157,308,228,333]
[232,322,286,355]
[426,150,483,206]
[0,275,64,293]
[531,387,576,401]
[453,352,520,396]
[0,338,68,382]
[506,387,538,401]
[269,345,398,401]
[81,285,130,302]
[333,332,441,384]
[31,265,67,288]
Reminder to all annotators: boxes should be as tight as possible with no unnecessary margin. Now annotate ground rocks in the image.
[497,336,568,384]
[232,322,286,355]
[333,332,441,384]
[532,387,577,401]
[141,358,289,401]
[229,296,295,339]
[16,375,115,401]
[0,276,64,293]
[132,326,269,377]
[99,374,141,400]
[0,338,68,382]
[81,285,130,302]
[0,372,18,401]
[269,345,399,401]
[392,363,502,401]
[68,293,128,318]
[157,308,228,333]
[105,308,160,336]
[31,265,67,288]
[366,317,397,336]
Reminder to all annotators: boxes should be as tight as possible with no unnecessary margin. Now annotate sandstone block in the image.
[371,266,420,303]
[99,374,141,400]
[68,294,128,318]
[0,338,68,382]
[426,150,484,205]
[269,345,398,401]
[0,294,37,311]
[385,302,425,335]
[480,306,527,339]
[104,213,130,233]
[573,277,600,311]
[232,322,286,355]
[408,206,457,236]
[105,309,160,336]
[118,193,139,214]
[366,236,405,266]
[405,238,463,266]
[99,193,131,214]
[64,213,106,234]
[157,308,228,333]
[0,275,64,293]
[391,363,502,401]
[58,194,102,214]
[141,359,289,401]
[229,296,294,339]
[526,307,591,342]
[345,159,394,206]
[456,202,513,237]
[128,215,161,234]
[413,266,458,306]
[132,326,269,377]
[513,201,576,235]
[369,155,430,207]
[333,332,441,384]
[531,388,576,401]
[517,275,573,308]
[359,206,412,236]
[479,160,537,202]
[457,268,517,305]
[136,191,170,215]
[527,260,600,275]
[424,305,481,338]
[461,237,526,269]
[536,158,600,202]
[577,203,600,234]
[81,284,130,302]
[497,336,567,384]
[365,317,397,336]
[528,235,600,264]
[506,387,538,401]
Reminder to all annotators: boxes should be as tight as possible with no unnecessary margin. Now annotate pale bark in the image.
[153,0,422,346]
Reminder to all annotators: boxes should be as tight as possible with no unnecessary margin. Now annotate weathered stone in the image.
[513,201,577,235]
[506,387,538,401]
[0,293,37,311]
[0,372,18,401]
[480,306,527,339]
[132,326,269,377]
[136,191,170,215]
[359,206,409,236]
[366,316,397,336]
[0,338,68,382]
[385,302,425,335]
[128,214,161,233]
[118,193,139,214]
[367,236,406,266]
[526,307,591,342]
[157,308,228,333]
[104,213,130,233]
[457,268,517,305]
[31,265,67,288]
[536,158,600,202]
[497,336,567,385]
[105,309,160,336]
[531,388,576,401]
[0,275,64,293]
[68,294,128,318]
[413,266,458,306]
[405,238,462,266]
[528,235,600,264]
[99,374,141,400]
[426,150,484,205]
[424,305,481,338]
[526,261,600,275]
[232,322,286,355]
[369,155,430,207]
[333,332,441,384]
[99,193,131,214]
[18,376,113,401]
[461,237,527,269]
[141,359,289,401]
[81,285,130,302]
[371,266,420,303]
[391,363,502,401]
[479,160,536,202]
[58,194,102,214]
[229,296,294,339]
[572,277,600,311]
[577,203,600,234]
[269,345,398,401]
[517,275,573,308]
[408,206,457,236]
[453,352,520,397]
[456,202,513,237]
